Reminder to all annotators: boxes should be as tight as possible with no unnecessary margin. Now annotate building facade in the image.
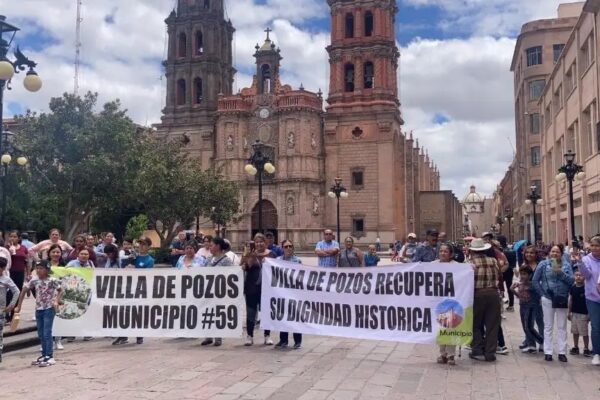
[462,185,495,237]
[419,191,463,240]
[510,3,582,243]
[539,0,600,243]
[156,0,442,248]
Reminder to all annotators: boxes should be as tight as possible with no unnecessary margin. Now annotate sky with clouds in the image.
[2,0,578,198]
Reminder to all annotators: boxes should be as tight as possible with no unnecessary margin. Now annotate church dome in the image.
[463,185,484,203]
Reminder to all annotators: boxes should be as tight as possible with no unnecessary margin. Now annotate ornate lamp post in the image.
[504,208,514,243]
[0,16,42,232]
[525,185,543,243]
[244,140,275,234]
[555,150,585,248]
[327,177,348,242]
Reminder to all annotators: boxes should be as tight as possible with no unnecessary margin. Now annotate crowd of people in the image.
[0,227,599,371]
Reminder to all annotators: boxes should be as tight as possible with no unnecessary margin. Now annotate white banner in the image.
[261,259,474,344]
[53,267,244,338]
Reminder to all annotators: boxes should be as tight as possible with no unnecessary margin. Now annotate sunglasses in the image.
[283,245,293,249]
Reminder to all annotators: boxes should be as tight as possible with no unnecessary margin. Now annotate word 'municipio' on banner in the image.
[53,267,244,338]
[261,259,474,345]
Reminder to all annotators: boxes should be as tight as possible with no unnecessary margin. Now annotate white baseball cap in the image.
[408,233,417,239]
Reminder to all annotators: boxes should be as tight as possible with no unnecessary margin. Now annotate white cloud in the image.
[3,0,572,198]
[402,0,574,36]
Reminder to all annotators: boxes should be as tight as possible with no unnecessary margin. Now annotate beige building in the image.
[538,0,600,243]
[461,185,495,237]
[155,0,442,249]
[419,191,463,240]
[510,2,582,242]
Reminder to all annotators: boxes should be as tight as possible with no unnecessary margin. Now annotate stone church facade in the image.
[156,0,441,248]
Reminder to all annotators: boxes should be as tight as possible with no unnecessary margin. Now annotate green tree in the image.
[14,92,138,239]
[124,214,149,240]
[129,136,240,248]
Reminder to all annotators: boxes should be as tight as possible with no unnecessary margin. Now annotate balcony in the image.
[217,96,253,113]
[277,92,322,112]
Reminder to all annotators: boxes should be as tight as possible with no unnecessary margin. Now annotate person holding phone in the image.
[532,244,574,362]
[241,233,274,346]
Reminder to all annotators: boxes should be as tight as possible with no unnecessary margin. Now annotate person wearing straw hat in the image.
[468,238,502,362]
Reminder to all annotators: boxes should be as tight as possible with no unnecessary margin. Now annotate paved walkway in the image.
[1,258,599,399]
[2,302,599,399]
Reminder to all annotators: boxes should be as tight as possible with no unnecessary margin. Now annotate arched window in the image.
[364,61,374,89]
[344,63,355,92]
[178,32,187,58]
[194,77,203,104]
[204,0,210,9]
[345,13,354,39]
[195,30,204,55]
[364,11,374,37]
[261,64,272,94]
[177,79,186,105]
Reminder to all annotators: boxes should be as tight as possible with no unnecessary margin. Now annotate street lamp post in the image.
[0,16,42,233]
[555,150,585,248]
[525,185,543,243]
[244,140,275,234]
[327,177,348,242]
[504,208,514,243]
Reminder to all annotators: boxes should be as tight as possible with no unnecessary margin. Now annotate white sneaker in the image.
[264,335,274,346]
[244,335,254,346]
[45,357,56,365]
[55,340,64,350]
[593,354,600,366]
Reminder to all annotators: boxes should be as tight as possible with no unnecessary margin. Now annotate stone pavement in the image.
[1,258,599,399]
[2,305,599,399]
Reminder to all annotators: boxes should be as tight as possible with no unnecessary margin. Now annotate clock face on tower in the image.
[259,108,270,119]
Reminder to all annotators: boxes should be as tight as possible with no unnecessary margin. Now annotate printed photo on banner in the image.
[52,267,244,338]
[260,259,474,345]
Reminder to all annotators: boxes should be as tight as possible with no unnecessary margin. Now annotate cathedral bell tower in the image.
[161,0,235,126]
[326,0,400,116]
[254,29,282,95]
[324,0,408,243]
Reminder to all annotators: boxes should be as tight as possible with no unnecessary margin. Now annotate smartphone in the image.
[247,241,256,253]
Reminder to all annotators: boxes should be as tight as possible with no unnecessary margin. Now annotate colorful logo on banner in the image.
[53,267,94,320]
[434,299,473,346]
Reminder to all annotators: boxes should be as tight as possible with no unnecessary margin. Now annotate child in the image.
[511,266,543,353]
[15,260,62,367]
[568,270,591,356]
[0,256,20,363]
[364,245,381,267]
[115,236,154,346]
[119,238,136,268]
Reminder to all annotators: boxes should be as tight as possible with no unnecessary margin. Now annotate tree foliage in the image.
[9,92,240,246]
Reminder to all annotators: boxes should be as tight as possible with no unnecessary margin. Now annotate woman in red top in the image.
[6,230,30,322]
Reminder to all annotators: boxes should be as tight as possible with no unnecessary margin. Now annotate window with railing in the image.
[529,79,545,101]
[553,44,565,63]
[526,46,543,66]
[531,146,541,166]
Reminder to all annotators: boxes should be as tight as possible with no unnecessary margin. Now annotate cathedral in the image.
[156,0,441,249]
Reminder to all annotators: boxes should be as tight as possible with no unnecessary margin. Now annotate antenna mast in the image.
[74,0,83,94]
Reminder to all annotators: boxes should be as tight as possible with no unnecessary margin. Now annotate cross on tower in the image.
[264,27,272,40]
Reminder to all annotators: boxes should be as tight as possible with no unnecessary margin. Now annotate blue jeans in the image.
[586,299,600,355]
[36,308,55,358]
[520,302,543,347]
